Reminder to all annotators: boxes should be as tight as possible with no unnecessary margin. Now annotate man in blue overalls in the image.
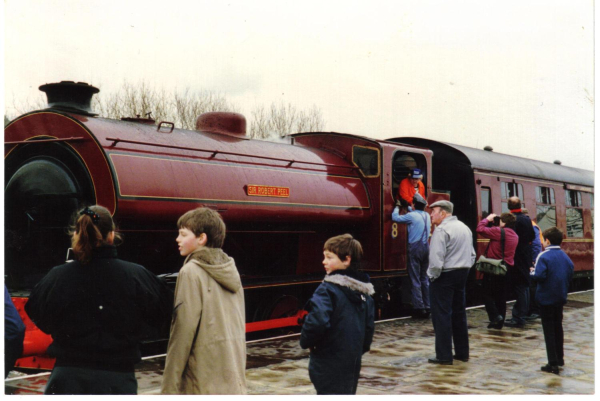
[392,193,431,318]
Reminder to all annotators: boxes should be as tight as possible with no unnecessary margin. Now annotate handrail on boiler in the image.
[105,137,358,170]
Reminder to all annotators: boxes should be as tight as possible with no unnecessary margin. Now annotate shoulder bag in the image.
[475,228,507,276]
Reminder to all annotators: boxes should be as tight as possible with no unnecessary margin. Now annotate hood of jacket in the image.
[185,247,242,293]
[323,270,375,304]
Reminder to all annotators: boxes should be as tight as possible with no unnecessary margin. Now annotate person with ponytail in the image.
[25,205,172,395]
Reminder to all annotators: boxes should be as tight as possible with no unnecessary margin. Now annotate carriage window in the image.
[501,182,523,199]
[565,190,583,237]
[480,187,491,219]
[352,146,380,177]
[536,186,557,233]
[536,206,557,233]
[536,187,555,204]
[565,190,582,207]
[501,182,524,213]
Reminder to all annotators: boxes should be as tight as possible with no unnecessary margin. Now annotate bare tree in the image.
[173,88,237,130]
[249,102,326,139]
[94,81,173,123]
[295,105,325,133]
[5,92,46,121]
[7,81,325,138]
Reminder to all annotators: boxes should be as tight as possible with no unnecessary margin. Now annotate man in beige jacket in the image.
[161,207,247,394]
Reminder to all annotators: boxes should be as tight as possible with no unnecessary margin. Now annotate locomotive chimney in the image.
[196,112,247,138]
[39,81,100,116]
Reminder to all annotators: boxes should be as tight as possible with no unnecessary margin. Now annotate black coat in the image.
[512,212,536,283]
[25,246,172,369]
[300,269,375,395]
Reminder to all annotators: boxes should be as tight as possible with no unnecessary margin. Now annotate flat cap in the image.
[413,193,427,206]
[429,200,453,214]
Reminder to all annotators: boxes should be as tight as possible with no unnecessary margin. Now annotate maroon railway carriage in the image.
[5,82,439,368]
[388,138,594,291]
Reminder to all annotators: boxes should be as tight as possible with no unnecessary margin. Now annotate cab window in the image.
[352,146,380,177]
[391,152,427,199]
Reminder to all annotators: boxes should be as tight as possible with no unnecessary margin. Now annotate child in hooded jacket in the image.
[161,207,246,394]
[300,234,376,395]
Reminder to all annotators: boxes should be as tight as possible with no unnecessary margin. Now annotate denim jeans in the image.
[408,241,430,310]
[429,268,470,361]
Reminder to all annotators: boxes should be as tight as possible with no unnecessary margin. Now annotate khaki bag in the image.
[475,228,507,276]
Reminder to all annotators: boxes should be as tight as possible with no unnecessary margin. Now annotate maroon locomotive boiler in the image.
[5,81,439,368]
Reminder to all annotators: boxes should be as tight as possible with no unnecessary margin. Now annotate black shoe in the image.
[524,313,540,321]
[487,315,504,329]
[454,355,469,362]
[541,364,559,374]
[428,358,453,365]
[558,361,564,367]
[504,319,525,328]
[412,309,427,319]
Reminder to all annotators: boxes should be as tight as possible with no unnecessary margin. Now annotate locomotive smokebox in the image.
[39,81,99,116]
[196,112,246,137]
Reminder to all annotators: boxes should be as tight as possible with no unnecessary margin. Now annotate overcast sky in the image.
[3,0,595,171]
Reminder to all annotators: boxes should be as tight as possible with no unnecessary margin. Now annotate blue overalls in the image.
[407,212,430,310]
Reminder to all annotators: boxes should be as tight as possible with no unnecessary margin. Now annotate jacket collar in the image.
[324,271,375,296]
[91,245,118,259]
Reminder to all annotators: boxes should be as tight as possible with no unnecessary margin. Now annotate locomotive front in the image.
[5,81,374,292]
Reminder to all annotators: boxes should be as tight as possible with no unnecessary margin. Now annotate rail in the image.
[105,137,359,171]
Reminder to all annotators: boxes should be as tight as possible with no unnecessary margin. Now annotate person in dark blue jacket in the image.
[5,285,25,378]
[300,234,375,395]
[530,227,574,375]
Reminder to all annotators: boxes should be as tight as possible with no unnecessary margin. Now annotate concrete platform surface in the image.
[5,290,595,395]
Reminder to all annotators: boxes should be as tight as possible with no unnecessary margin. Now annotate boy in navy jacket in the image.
[300,234,376,394]
[530,227,574,375]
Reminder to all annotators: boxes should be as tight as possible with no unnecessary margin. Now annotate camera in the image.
[493,216,501,226]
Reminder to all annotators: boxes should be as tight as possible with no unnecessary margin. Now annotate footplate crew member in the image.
[392,193,431,318]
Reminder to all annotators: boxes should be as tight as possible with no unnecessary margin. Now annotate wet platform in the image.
[5,290,594,395]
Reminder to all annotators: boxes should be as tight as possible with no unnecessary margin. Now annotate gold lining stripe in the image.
[109,152,363,180]
[109,153,370,209]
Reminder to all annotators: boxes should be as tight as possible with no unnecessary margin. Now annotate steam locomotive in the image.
[5,81,593,369]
